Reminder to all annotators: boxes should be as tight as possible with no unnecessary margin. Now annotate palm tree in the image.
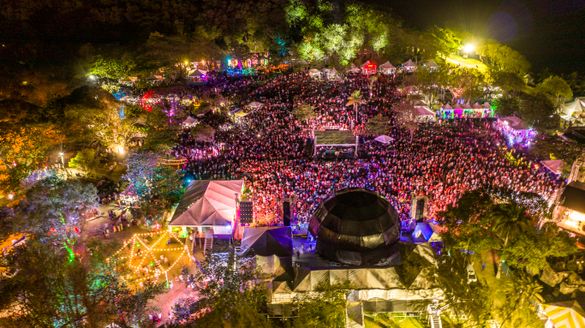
[346,90,365,127]
[487,203,532,278]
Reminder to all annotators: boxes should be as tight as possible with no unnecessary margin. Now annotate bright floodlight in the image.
[88,74,97,81]
[59,152,64,156]
[462,43,476,54]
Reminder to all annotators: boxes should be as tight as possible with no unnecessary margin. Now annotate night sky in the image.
[380,0,585,74]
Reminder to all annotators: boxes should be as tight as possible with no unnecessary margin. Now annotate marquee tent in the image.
[322,68,340,80]
[182,116,197,128]
[308,68,321,79]
[402,59,417,73]
[361,61,377,75]
[561,97,585,125]
[374,135,394,144]
[423,59,438,71]
[379,61,396,75]
[347,65,361,74]
[413,106,436,122]
[248,101,263,110]
[541,160,565,175]
[169,180,244,232]
[240,226,293,257]
[541,301,585,328]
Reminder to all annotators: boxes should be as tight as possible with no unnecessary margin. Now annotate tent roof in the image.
[182,116,197,125]
[414,106,435,117]
[543,301,585,328]
[374,135,394,144]
[403,59,416,67]
[314,130,356,145]
[562,97,585,116]
[424,59,438,68]
[240,226,293,257]
[560,182,585,213]
[379,61,395,69]
[541,160,564,175]
[248,101,263,109]
[170,180,244,227]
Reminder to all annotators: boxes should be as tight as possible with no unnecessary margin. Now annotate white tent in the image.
[347,65,361,74]
[413,106,436,122]
[374,135,394,144]
[248,101,263,110]
[379,61,396,75]
[402,59,417,73]
[322,68,340,80]
[182,116,197,128]
[423,59,438,71]
[308,68,321,79]
[169,180,244,231]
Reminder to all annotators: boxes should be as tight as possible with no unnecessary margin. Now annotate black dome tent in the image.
[309,189,400,266]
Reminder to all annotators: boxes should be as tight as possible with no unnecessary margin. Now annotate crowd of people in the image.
[162,70,562,226]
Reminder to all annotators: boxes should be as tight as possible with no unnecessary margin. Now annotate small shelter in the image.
[322,68,340,80]
[308,68,322,79]
[181,116,197,129]
[541,160,565,175]
[413,106,436,122]
[374,135,394,144]
[248,101,263,110]
[378,61,396,75]
[402,59,417,73]
[169,180,244,235]
[361,60,377,75]
[561,97,585,125]
[240,226,293,257]
[422,59,439,72]
[539,301,585,328]
[347,65,361,74]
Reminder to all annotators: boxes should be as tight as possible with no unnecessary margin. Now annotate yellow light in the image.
[462,43,476,54]
[116,145,126,155]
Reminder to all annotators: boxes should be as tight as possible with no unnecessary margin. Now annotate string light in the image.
[108,230,192,287]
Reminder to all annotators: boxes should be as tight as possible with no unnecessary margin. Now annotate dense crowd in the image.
[167,71,561,226]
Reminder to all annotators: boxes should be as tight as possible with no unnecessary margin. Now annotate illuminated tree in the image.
[537,75,573,109]
[88,56,136,80]
[0,239,163,328]
[189,251,270,327]
[0,124,64,197]
[288,1,392,65]
[16,177,98,242]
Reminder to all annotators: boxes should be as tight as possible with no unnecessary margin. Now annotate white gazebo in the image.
[379,61,396,75]
[169,180,244,235]
[308,68,322,79]
[402,59,417,73]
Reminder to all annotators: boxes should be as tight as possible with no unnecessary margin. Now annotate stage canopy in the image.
[374,135,394,144]
[169,180,244,229]
[309,189,401,266]
[240,226,293,257]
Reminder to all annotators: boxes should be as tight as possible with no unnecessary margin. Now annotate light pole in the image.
[59,152,65,168]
